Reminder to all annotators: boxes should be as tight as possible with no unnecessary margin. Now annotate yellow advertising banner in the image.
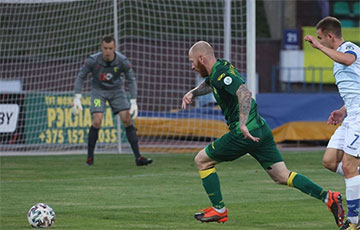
[25,93,119,145]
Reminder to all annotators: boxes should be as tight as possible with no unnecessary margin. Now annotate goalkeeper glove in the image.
[129,99,138,119]
[72,94,83,115]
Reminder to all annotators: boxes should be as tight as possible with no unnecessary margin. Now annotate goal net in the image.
[0,0,249,154]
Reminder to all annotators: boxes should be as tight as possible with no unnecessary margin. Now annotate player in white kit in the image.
[305,16,360,230]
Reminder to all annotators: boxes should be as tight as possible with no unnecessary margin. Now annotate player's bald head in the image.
[188,41,214,58]
[188,41,217,77]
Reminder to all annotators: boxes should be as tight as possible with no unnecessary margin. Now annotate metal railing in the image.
[271,66,334,93]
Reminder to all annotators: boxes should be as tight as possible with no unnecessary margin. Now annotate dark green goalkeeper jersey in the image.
[205,59,265,132]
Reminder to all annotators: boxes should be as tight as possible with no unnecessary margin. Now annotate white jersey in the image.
[334,41,360,113]
[328,41,360,156]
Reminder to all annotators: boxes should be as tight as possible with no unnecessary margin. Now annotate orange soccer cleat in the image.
[194,207,228,223]
[327,191,345,227]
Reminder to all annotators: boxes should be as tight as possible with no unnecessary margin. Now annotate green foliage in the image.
[0,151,344,229]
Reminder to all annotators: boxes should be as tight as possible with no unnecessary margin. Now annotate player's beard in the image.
[197,61,208,77]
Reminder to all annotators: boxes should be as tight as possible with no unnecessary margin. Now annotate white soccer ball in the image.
[27,203,55,228]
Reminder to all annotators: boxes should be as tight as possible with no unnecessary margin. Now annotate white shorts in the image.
[327,112,360,157]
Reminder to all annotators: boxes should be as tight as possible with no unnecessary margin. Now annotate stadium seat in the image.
[333,1,350,15]
[340,19,355,28]
[353,2,360,16]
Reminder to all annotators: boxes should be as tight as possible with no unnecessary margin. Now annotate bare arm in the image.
[182,80,212,109]
[304,35,356,66]
[236,84,259,142]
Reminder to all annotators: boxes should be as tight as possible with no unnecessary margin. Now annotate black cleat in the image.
[339,219,360,230]
[136,156,153,166]
[85,157,93,166]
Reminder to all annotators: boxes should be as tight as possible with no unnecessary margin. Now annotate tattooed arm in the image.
[182,80,212,109]
[236,84,260,142]
[236,84,252,127]
[191,80,213,97]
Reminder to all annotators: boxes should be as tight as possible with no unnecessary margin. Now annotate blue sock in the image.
[347,199,360,217]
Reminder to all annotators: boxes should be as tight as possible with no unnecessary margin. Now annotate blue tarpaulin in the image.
[256,93,344,129]
[136,93,345,142]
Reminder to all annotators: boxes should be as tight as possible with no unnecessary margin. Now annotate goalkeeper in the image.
[72,35,152,166]
[182,41,344,226]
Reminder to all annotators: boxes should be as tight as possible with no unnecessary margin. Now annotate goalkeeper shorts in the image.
[90,88,130,115]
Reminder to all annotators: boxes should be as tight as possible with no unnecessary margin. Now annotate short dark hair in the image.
[101,35,115,44]
[316,16,342,38]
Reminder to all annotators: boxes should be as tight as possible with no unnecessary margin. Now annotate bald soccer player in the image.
[182,41,344,226]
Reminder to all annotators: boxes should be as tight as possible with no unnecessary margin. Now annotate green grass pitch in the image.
[0,151,345,229]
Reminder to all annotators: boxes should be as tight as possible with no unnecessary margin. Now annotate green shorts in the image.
[205,123,283,170]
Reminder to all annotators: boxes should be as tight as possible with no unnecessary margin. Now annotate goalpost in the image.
[0,0,255,155]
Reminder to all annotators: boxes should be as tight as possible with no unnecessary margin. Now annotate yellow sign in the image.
[39,95,117,144]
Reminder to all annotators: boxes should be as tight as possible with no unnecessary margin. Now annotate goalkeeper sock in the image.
[87,126,99,161]
[199,168,225,209]
[125,125,141,159]
[287,172,327,201]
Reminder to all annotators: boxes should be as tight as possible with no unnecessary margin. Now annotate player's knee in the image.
[322,158,332,170]
[122,118,132,127]
[272,175,287,185]
[194,154,203,170]
[267,162,289,185]
[342,161,357,176]
[270,169,290,185]
[92,113,103,128]
[322,158,337,172]
[92,121,102,129]
[194,154,212,171]
[120,113,132,127]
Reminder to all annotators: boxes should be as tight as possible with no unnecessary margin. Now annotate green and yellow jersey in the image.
[205,59,265,132]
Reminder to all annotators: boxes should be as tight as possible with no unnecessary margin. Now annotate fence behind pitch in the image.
[0,0,251,154]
